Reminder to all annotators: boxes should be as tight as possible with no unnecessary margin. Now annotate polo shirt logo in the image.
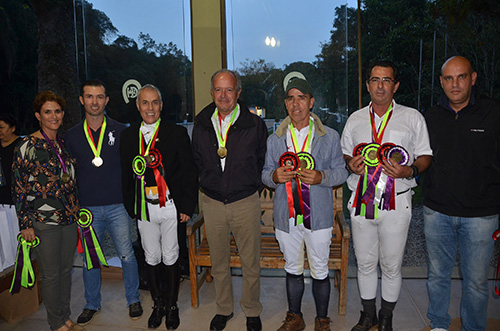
[108,131,116,146]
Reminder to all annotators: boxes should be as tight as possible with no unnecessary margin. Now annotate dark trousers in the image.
[34,222,77,331]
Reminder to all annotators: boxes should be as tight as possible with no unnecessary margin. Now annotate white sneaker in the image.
[431,328,448,331]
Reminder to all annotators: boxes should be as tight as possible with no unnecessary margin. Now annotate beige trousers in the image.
[202,192,263,317]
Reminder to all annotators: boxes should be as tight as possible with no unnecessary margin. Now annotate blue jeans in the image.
[82,204,140,309]
[424,206,497,331]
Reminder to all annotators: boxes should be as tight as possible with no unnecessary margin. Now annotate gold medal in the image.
[145,154,154,165]
[92,156,103,167]
[391,151,403,163]
[367,149,377,161]
[61,172,70,183]
[217,146,227,158]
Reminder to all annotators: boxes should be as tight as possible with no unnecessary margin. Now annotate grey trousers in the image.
[34,222,77,330]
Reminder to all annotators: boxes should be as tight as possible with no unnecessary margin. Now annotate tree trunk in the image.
[30,0,81,133]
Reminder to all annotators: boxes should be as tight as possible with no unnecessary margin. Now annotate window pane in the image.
[83,0,193,123]
[227,0,355,134]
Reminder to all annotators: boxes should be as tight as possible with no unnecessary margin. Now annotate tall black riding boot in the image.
[146,263,166,329]
[163,260,181,330]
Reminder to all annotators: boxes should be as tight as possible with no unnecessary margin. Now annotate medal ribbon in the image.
[289,120,313,228]
[493,228,500,296]
[139,120,161,156]
[213,105,238,149]
[370,102,393,144]
[10,235,39,293]
[40,129,67,175]
[83,117,107,161]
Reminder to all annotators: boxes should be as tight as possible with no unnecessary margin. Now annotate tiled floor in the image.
[1,266,499,331]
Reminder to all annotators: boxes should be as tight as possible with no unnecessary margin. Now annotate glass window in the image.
[79,0,192,124]
[226,0,355,134]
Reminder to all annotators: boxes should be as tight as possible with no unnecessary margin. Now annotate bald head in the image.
[440,56,477,112]
[441,56,473,75]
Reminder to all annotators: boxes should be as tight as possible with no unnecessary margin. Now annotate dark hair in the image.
[80,79,107,96]
[33,91,66,113]
[366,60,400,82]
[0,113,19,135]
[210,69,242,91]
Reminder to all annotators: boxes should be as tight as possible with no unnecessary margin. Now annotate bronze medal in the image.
[92,156,103,167]
[217,146,227,158]
[61,172,70,183]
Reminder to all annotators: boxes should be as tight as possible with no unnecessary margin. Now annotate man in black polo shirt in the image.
[66,79,142,326]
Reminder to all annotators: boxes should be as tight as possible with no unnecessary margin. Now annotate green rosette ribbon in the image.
[10,234,40,293]
[77,208,108,270]
[132,155,150,221]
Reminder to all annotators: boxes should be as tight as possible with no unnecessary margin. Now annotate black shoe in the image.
[165,305,180,330]
[246,316,262,331]
[129,302,143,320]
[210,313,234,331]
[351,311,378,331]
[77,308,99,326]
[378,311,393,331]
[148,301,166,329]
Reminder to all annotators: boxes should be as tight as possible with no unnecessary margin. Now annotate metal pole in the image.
[81,0,88,80]
[431,30,436,106]
[357,0,362,109]
[418,39,423,112]
[345,4,349,113]
[73,0,80,82]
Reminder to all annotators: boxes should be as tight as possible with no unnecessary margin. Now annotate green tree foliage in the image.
[0,0,38,134]
[74,2,193,124]
[2,0,192,134]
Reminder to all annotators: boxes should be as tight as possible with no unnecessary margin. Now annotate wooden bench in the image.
[186,185,349,315]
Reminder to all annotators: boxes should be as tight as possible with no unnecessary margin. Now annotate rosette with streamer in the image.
[77,209,108,270]
[377,143,395,162]
[133,155,149,221]
[297,152,315,170]
[146,149,168,208]
[279,152,307,227]
[279,152,299,171]
[352,143,384,219]
[10,234,40,293]
[353,143,367,157]
[296,152,315,229]
[146,149,161,168]
[362,143,381,167]
[387,146,409,166]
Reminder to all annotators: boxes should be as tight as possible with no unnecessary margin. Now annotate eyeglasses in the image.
[367,77,395,85]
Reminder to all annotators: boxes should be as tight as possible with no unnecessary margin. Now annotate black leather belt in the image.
[396,188,411,196]
[145,193,172,205]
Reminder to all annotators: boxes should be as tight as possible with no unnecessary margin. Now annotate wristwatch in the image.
[407,164,419,179]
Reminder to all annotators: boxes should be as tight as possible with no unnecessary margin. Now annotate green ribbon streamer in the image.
[83,226,108,270]
[10,236,39,293]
